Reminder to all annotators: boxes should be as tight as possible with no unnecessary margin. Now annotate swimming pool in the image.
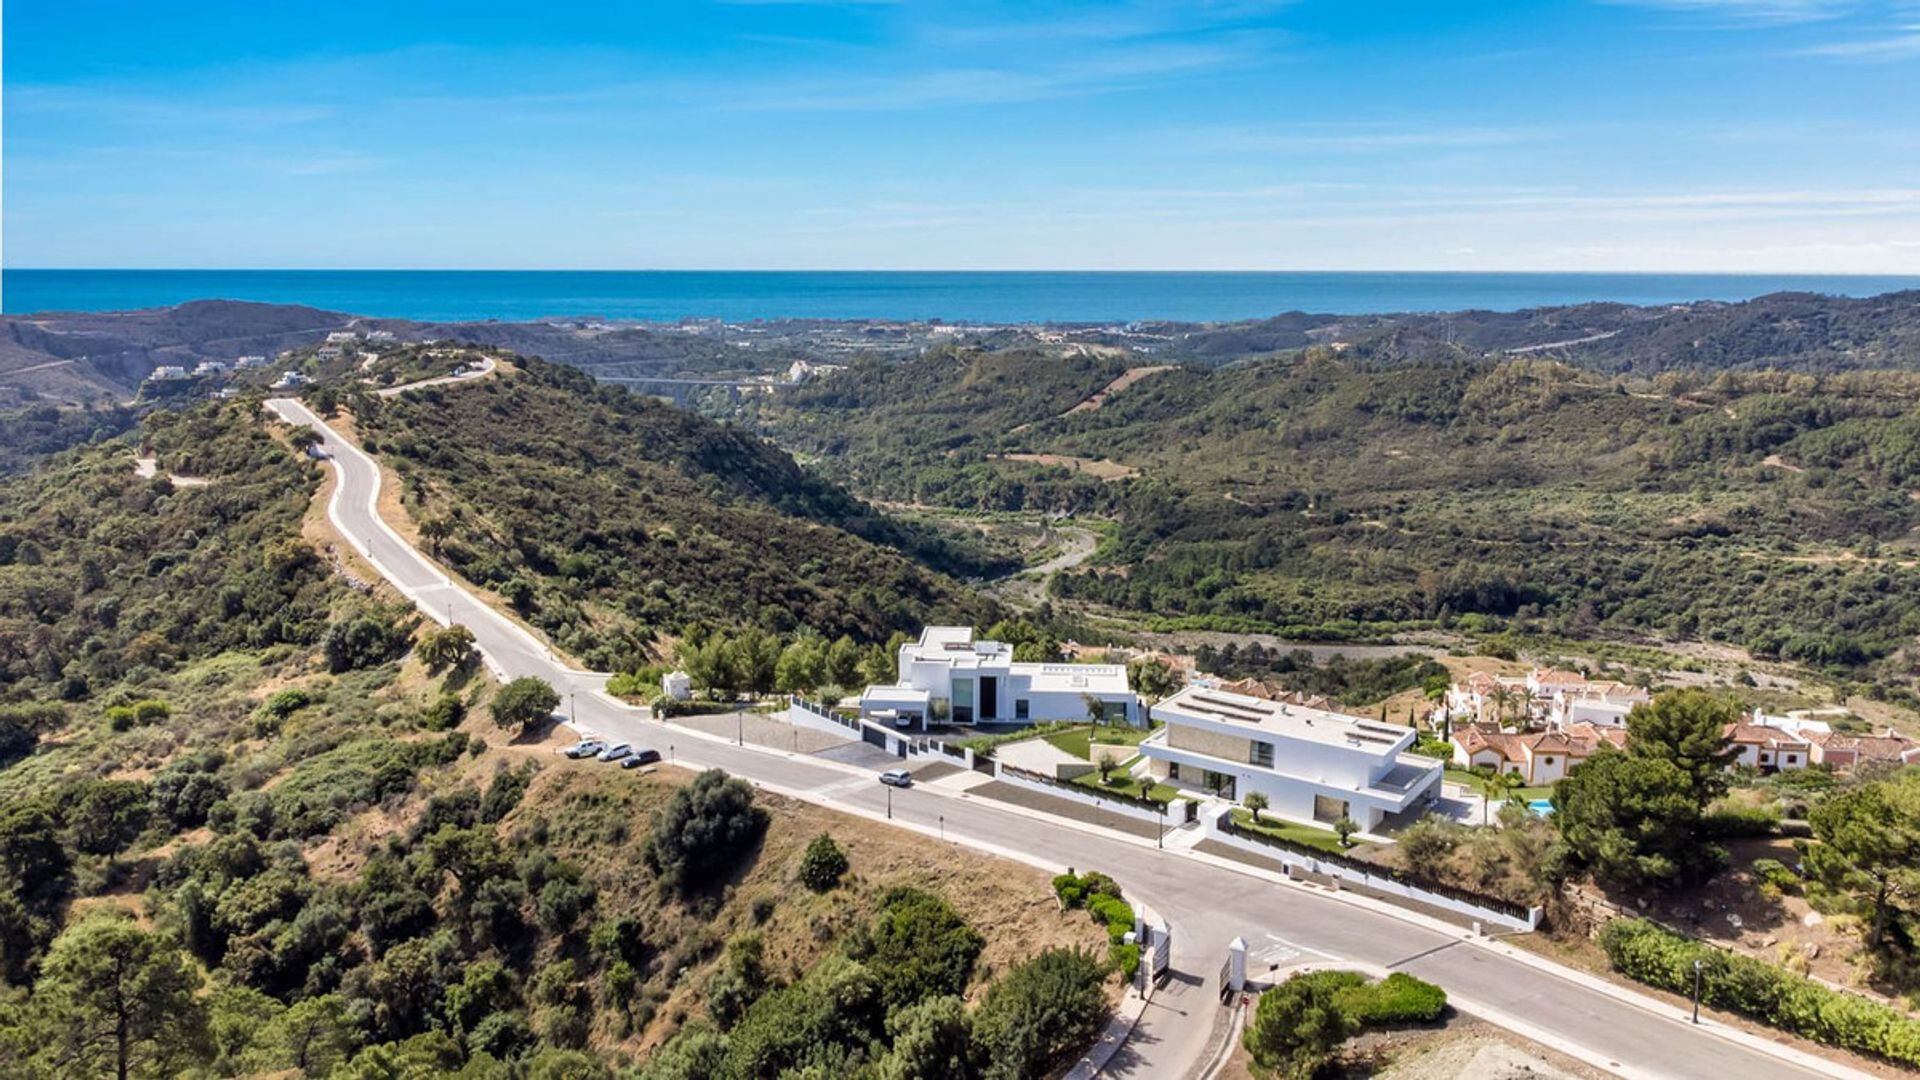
[1528,799,1554,816]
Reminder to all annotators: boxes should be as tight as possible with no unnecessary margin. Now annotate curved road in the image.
[264,396,1858,1080]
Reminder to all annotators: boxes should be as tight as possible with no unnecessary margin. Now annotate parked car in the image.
[879,768,913,788]
[563,740,604,759]
[597,743,632,762]
[620,748,662,769]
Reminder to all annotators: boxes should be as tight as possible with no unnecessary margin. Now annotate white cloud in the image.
[1600,0,1856,25]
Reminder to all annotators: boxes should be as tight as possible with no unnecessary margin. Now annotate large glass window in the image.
[1250,741,1274,768]
[951,678,974,724]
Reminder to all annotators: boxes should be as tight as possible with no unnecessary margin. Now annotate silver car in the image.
[597,743,632,762]
[563,740,605,760]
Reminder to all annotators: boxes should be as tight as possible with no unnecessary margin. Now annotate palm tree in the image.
[1483,770,1523,825]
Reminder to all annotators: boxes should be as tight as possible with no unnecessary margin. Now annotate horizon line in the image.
[8,267,1920,278]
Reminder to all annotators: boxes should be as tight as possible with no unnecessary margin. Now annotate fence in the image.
[786,697,975,767]
[1213,812,1541,931]
[997,764,1177,826]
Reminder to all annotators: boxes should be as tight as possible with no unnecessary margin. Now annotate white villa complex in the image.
[1139,685,1443,831]
[858,626,1141,729]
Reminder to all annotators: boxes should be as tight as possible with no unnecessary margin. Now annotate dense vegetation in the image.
[1241,969,1448,1078]
[736,348,1920,690]
[357,357,997,670]
[1189,642,1447,709]
[0,403,138,476]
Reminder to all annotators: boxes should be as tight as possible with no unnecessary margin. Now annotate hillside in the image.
[731,347,1920,694]
[354,357,999,670]
[0,398,1113,1079]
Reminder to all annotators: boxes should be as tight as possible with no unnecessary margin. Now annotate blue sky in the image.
[4,0,1918,270]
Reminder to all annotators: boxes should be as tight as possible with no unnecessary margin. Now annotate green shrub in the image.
[641,770,768,896]
[422,694,466,731]
[1109,942,1140,980]
[1086,894,1135,944]
[1243,970,1365,1077]
[1599,919,1920,1068]
[1051,874,1086,909]
[1052,870,1121,910]
[1340,972,1447,1025]
[1702,803,1782,839]
[797,833,849,893]
[854,887,985,1011]
[1750,858,1801,894]
[970,947,1109,1080]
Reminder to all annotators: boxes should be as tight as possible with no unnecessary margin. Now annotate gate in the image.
[862,725,887,749]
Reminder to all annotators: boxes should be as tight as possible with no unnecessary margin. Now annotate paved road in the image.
[264,395,1853,1080]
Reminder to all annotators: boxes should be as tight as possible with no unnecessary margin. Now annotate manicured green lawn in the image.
[1044,724,1153,762]
[1229,808,1350,853]
[1067,766,1183,807]
[1445,767,1554,804]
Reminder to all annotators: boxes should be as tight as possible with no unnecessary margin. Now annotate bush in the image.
[1341,972,1447,1025]
[855,887,985,1010]
[1109,942,1140,980]
[1243,970,1365,1078]
[1701,803,1782,838]
[322,615,409,674]
[1599,918,1920,1068]
[1750,857,1801,895]
[1086,894,1135,944]
[970,948,1109,1080]
[421,694,466,732]
[1052,870,1121,910]
[493,677,560,735]
[797,834,849,893]
[641,770,768,896]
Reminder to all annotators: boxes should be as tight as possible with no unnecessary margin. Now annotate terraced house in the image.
[1140,685,1443,831]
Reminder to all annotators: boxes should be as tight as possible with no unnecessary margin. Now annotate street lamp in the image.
[569,692,576,725]
[939,814,944,841]
[886,785,893,820]
[1157,801,1165,849]
[1691,959,1704,1024]
[737,711,744,746]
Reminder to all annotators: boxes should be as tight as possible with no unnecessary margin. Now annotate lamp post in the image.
[569,691,576,725]
[886,785,893,820]
[737,711,744,747]
[1157,800,1165,849]
[1691,958,1704,1024]
[939,814,945,842]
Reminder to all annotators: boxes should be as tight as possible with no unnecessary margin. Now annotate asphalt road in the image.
[265,396,1853,1080]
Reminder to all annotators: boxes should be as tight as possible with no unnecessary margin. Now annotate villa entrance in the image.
[978,676,998,721]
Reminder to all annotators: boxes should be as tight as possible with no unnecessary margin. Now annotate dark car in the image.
[621,748,663,769]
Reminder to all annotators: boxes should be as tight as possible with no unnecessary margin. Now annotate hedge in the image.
[1599,919,1920,1068]
[1341,972,1449,1025]
[1700,803,1782,839]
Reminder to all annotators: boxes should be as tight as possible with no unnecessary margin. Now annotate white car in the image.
[597,743,633,762]
[879,768,913,788]
[563,740,605,760]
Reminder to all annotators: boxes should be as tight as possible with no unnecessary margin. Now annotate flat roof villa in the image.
[1140,685,1442,831]
[858,626,1140,729]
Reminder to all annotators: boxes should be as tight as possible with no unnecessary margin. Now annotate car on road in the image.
[620,748,662,769]
[879,768,913,788]
[597,743,632,762]
[563,740,605,759]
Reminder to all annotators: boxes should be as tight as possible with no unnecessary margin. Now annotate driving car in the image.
[620,748,663,769]
[597,743,632,762]
[878,768,913,788]
[563,740,604,759]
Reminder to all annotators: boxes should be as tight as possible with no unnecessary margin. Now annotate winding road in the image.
[263,394,1865,1080]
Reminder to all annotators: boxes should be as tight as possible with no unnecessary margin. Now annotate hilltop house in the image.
[1804,728,1920,770]
[857,626,1139,730]
[147,365,189,381]
[1139,685,1442,831]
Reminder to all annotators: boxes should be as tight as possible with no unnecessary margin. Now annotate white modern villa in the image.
[1139,685,1443,831]
[858,626,1141,729]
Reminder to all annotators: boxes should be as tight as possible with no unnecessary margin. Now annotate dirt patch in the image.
[1062,365,1174,416]
[1762,453,1805,474]
[994,452,1139,481]
[1216,1014,1605,1080]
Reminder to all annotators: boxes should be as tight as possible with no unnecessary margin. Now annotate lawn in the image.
[1043,723,1153,762]
[1228,808,1350,854]
[1445,767,1555,804]
[1068,766,1184,806]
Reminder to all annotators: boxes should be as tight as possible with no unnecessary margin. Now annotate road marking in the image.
[1387,939,1462,969]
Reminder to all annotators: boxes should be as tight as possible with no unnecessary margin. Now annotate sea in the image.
[5,269,1919,324]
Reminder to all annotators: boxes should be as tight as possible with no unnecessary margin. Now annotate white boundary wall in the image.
[1201,812,1542,932]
